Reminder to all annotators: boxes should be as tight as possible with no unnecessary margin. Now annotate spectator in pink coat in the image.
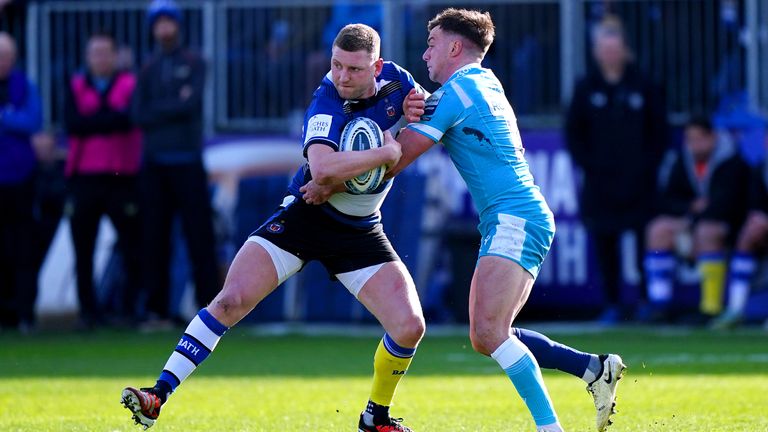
[64,31,142,329]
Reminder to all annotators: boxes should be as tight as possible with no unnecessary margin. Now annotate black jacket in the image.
[133,46,205,163]
[565,65,669,233]
[656,137,750,227]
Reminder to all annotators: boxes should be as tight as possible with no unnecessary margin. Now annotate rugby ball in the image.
[339,117,387,194]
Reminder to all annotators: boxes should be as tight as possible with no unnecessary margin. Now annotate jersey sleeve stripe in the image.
[407,123,444,142]
[450,81,473,108]
[302,138,339,157]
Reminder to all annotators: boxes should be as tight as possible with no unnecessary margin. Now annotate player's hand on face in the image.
[403,88,425,123]
[382,130,402,167]
[300,180,334,205]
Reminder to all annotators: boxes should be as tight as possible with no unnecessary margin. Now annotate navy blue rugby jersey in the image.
[287,61,423,228]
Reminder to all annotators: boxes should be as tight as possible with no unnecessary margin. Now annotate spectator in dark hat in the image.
[134,0,219,327]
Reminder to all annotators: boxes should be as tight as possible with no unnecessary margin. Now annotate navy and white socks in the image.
[155,308,229,401]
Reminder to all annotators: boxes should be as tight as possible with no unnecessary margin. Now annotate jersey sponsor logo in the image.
[421,89,444,120]
[305,114,333,143]
[267,222,284,234]
[392,369,406,375]
[485,93,511,116]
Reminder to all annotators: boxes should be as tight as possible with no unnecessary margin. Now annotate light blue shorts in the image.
[477,212,556,279]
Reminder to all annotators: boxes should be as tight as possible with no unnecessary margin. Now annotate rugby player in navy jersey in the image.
[122,24,426,431]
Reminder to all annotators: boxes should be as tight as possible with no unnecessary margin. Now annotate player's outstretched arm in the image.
[384,129,435,180]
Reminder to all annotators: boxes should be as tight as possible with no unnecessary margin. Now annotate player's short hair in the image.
[333,24,380,58]
[686,115,714,134]
[427,8,495,54]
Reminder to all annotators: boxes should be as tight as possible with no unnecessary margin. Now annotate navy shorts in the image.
[251,196,399,276]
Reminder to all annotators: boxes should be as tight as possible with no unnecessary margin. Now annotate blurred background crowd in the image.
[1,0,767,333]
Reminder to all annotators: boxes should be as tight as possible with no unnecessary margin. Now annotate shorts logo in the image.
[267,222,284,234]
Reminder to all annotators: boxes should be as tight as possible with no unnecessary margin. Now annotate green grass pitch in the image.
[1,326,766,431]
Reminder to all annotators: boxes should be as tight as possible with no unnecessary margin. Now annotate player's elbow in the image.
[384,161,405,181]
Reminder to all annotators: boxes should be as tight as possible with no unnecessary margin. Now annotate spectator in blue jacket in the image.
[0,31,43,331]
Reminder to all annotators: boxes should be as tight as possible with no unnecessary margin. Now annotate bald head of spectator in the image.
[0,32,18,80]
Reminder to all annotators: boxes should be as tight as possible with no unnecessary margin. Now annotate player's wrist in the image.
[382,145,401,166]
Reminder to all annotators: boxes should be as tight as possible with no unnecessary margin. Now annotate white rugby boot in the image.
[587,354,626,431]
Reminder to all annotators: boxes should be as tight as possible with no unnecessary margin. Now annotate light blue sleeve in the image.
[406,86,463,142]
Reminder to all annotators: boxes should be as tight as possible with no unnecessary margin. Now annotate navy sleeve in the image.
[301,88,346,158]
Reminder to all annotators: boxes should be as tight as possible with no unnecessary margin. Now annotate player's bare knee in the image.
[469,324,501,356]
[469,333,493,356]
[208,289,249,324]
[390,314,425,347]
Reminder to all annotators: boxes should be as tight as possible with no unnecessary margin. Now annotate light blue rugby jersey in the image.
[407,63,551,223]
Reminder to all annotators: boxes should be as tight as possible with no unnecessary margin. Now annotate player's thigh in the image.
[469,256,534,352]
[209,238,301,326]
[353,261,424,346]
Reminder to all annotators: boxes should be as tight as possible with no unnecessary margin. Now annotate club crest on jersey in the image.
[386,103,396,118]
[267,222,284,234]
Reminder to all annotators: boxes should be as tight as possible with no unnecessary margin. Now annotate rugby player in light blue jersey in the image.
[385,9,625,432]
[122,24,426,432]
